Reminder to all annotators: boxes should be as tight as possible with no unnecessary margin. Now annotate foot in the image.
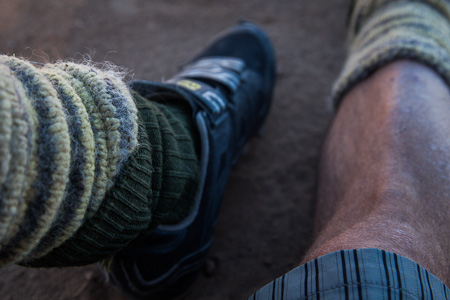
[105,21,276,299]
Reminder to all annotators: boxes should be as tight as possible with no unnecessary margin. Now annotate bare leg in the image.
[305,60,450,285]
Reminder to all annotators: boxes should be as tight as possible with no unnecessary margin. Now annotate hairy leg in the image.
[306,60,450,285]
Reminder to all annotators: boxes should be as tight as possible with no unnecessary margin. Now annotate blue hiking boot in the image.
[106,21,276,299]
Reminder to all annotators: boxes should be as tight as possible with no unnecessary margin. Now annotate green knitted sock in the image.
[0,55,200,267]
[135,93,200,226]
[333,0,450,106]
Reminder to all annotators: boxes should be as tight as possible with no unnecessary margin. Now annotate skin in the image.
[304,60,450,285]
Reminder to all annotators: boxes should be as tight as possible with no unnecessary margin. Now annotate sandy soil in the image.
[0,0,348,299]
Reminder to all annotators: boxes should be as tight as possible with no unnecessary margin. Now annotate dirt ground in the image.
[0,0,348,299]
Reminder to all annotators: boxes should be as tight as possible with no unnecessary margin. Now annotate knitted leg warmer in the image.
[333,0,450,107]
[0,56,199,267]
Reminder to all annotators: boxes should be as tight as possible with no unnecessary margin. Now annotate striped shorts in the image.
[249,248,450,300]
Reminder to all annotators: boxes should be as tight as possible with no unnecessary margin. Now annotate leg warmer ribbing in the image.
[333,0,450,107]
[0,55,200,267]
[0,56,139,266]
[23,120,154,267]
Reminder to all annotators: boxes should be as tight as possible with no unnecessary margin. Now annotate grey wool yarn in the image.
[333,0,450,107]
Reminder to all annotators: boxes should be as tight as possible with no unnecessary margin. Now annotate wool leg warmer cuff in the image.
[333,0,450,107]
[0,56,200,267]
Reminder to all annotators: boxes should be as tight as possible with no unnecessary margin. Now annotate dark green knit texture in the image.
[21,91,200,267]
[141,95,200,226]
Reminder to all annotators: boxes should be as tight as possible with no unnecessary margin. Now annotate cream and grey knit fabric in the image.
[0,55,139,266]
[0,55,200,268]
[333,0,450,106]
[23,92,200,268]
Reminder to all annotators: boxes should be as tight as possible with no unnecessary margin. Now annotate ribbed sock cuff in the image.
[22,120,153,267]
[133,92,200,226]
[333,0,450,107]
